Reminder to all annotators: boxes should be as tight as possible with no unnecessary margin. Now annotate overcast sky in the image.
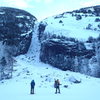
[0,0,100,21]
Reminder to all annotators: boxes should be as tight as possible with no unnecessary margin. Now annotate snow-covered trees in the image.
[0,43,14,80]
[95,40,100,77]
[0,57,6,80]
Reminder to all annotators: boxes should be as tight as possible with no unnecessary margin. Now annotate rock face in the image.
[0,7,37,56]
[0,7,37,80]
[40,39,95,71]
[38,5,100,77]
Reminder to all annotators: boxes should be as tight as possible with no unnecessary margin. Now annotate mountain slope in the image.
[38,5,100,77]
[41,5,100,41]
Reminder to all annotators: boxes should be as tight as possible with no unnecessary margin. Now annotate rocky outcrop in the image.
[0,7,37,80]
[0,7,37,56]
[40,39,95,71]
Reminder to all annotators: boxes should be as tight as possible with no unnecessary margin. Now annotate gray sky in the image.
[0,0,100,21]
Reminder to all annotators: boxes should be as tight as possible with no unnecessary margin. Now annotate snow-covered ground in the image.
[43,13,100,41]
[0,55,100,100]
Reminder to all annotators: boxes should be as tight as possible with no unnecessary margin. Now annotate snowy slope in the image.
[42,6,100,41]
[0,55,100,100]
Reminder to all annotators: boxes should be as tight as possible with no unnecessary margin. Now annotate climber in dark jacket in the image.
[30,80,35,94]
